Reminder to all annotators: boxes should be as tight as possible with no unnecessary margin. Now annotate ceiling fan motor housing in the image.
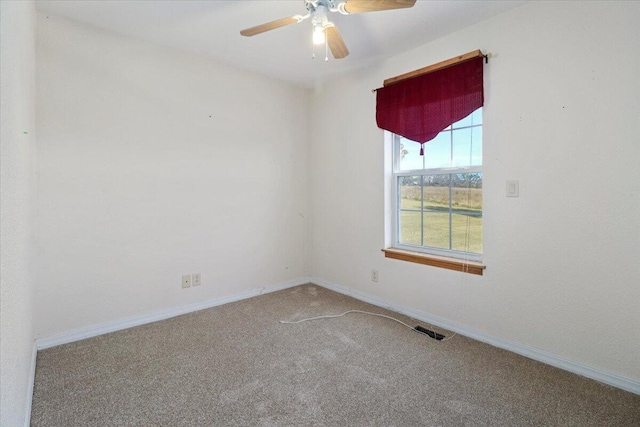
[312,4,329,29]
[305,0,350,15]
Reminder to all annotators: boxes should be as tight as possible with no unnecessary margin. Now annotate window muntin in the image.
[393,108,482,260]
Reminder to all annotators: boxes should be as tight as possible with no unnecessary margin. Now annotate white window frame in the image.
[390,122,483,263]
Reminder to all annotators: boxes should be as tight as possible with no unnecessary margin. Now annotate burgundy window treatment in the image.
[376,56,484,155]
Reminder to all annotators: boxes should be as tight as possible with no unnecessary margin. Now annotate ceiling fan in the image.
[240,0,417,60]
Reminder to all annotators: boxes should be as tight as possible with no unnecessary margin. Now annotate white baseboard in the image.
[35,277,311,350]
[310,277,640,395]
[25,341,37,427]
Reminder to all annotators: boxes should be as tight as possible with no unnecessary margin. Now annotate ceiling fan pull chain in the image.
[312,25,316,60]
[325,34,329,62]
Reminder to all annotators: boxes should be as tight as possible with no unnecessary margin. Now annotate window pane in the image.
[452,108,482,128]
[423,131,451,169]
[452,112,473,129]
[423,211,450,250]
[451,173,482,253]
[451,173,482,209]
[471,126,482,166]
[399,211,421,246]
[470,108,482,125]
[398,138,423,171]
[399,176,422,210]
[423,175,451,250]
[451,213,482,254]
[452,127,473,167]
[423,174,450,209]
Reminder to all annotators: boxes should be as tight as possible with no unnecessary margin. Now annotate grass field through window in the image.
[399,185,483,254]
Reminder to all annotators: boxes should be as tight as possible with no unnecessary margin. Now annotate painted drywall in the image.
[35,14,309,338]
[1,1,37,425]
[309,1,640,381]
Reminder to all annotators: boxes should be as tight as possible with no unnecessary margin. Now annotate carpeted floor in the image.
[31,284,640,426]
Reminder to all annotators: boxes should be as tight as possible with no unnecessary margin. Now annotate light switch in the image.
[506,180,519,197]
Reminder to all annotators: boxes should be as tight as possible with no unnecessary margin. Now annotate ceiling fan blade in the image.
[342,0,416,14]
[240,16,300,37]
[326,26,349,59]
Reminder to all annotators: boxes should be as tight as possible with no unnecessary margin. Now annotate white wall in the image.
[0,1,37,425]
[309,1,640,382]
[35,14,309,338]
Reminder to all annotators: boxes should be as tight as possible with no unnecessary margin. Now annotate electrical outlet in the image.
[182,274,191,288]
[371,270,379,282]
[193,273,201,286]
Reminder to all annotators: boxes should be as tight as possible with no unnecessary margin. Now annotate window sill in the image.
[382,248,486,276]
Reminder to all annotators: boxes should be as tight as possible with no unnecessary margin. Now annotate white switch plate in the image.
[506,180,519,197]
[193,273,201,286]
[182,274,191,288]
[371,270,379,282]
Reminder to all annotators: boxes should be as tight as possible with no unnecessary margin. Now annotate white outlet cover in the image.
[193,273,201,286]
[182,274,191,288]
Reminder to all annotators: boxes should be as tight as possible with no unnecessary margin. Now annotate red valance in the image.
[376,55,484,154]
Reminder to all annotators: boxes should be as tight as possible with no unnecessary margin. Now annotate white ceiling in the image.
[35,0,527,88]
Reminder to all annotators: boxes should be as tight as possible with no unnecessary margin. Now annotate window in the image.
[391,108,482,262]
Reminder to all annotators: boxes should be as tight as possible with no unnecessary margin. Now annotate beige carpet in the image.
[31,284,640,426]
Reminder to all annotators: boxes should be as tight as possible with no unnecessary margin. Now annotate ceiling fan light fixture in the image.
[311,4,330,46]
[313,25,326,45]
